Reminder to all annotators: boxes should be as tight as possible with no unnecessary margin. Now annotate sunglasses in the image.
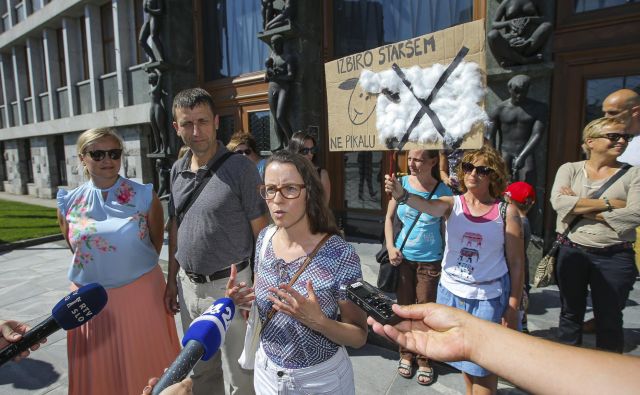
[235,148,253,156]
[299,147,318,155]
[461,162,494,177]
[85,149,123,161]
[593,133,634,142]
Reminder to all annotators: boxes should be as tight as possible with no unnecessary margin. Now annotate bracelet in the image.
[396,189,410,205]
[603,197,613,212]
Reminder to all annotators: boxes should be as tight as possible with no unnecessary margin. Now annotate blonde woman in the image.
[551,116,639,353]
[57,128,180,395]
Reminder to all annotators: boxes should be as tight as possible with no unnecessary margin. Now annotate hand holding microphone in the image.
[0,320,44,362]
[0,283,108,366]
[151,298,235,395]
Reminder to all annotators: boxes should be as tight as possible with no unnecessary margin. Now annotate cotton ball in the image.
[359,70,381,94]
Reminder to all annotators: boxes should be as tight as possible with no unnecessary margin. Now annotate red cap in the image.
[504,181,535,205]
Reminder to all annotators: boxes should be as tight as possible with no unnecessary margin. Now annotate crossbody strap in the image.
[396,181,441,252]
[175,151,234,226]
[264,232,332,326]
[560,163,631,238]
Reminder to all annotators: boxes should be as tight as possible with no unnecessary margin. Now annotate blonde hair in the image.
[582,117,626,154]
[455,145,509,198]
[76,128,124,178]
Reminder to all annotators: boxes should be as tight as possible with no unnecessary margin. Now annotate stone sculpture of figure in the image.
[487,0,552,67]
[265,0,292,31]
[265,34,296,151]
[139,0,164,63]
[155,158,171,198]
[149,69,168,154]
[487,75,546,182]
[261,0,274,30]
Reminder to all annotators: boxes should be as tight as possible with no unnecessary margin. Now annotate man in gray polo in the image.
[165,88,268,395]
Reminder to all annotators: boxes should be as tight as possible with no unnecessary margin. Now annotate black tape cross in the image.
[387,46,469,151]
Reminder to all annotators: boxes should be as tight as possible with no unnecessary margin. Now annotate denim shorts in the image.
[436,273,511,377]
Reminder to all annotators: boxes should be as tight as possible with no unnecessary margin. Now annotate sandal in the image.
[416,366,434,386]
[397,359,413,378]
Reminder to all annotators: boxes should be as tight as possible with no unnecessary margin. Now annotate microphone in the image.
[0,283,108,366]
[152,297,235,395]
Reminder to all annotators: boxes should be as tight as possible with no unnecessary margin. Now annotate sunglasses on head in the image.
[85,149,123,161]
[594,133,634,142]
[299,147,318,155]
[235,148,253,156]
[461,162,494,177]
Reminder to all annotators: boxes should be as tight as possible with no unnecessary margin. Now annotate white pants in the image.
[178,266,255,395]
[254,344,355,395]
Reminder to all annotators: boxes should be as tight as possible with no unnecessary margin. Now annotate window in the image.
[249,111,270,154]
[54,135,67,185]
[24,139,34,183]
[217,114,235,146]
[133,0,146,64]
[575,0,638,13]
[101,3,116,73]
[79,17,89,80]
[344,151,383,210]
[584,75,640,123]
[57,28,67,86]
[201,0,269,80]
[333,0,473,58]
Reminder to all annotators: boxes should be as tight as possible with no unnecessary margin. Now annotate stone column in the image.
[0,53,15,127]
[26,37,46,123]
[42,28,61,120]
[3,139,28,195]
[84,4,104,112]
[112,0,134,108]
[30,136,58,198]
[485,1,554,237]
[62,17,82,116]
[11,46,27,126]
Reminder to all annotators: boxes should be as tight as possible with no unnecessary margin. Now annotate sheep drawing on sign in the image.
[358,56,488,149]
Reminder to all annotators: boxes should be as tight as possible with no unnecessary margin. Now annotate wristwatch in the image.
[603,197,613,212]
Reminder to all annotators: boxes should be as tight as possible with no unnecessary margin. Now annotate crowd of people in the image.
[2,87,638,395]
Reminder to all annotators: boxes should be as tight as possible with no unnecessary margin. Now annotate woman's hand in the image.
[225,264,255,310]
[267,280,327,331]
[384,175,404,200]
[142,377,193,395]
[388,247,403,266]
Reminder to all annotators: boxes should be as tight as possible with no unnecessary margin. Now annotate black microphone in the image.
[152,298,235,395]
[0,283,108,366]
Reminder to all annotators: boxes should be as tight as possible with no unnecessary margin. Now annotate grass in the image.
[0,199,60,244]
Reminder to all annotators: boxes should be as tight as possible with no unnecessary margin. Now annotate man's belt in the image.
[184,259,250,284]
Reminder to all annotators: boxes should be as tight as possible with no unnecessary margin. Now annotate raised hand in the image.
[225,263,255,309]
[267,280,327,331]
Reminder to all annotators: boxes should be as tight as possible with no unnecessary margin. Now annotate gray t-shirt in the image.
[169,143,267,274]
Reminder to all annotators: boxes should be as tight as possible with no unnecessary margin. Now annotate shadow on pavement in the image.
[0,358,60,390]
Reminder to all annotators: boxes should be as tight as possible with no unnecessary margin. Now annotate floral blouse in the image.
[57,177,159,288]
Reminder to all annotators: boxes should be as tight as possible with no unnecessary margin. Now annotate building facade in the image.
[0,0,639,244]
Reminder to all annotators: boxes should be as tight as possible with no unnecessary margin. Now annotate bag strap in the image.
[397,181,441,252]
[560,163,631,237]
[175,151,234,226]
[263,232,332,325]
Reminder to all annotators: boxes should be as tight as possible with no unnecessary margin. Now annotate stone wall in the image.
[2,140,28,194]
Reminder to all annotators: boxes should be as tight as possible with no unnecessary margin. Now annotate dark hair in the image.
[227,131,259,154]
[265,150,341,237]
[287,131,318,165]
[172,88,215,119]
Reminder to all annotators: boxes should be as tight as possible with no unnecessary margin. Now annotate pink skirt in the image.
[67,265,180,395]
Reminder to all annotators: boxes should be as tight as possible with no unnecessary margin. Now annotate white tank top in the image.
[440,195,508,300]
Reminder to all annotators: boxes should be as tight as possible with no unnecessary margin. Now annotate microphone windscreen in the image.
[182,297,235,361]
[51,283,108,330]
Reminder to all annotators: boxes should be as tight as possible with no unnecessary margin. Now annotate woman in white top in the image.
[550,116,639,353]
[385,145,524,395]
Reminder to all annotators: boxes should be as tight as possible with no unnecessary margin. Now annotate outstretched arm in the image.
[369,303,640,395]
[384,175,453,218]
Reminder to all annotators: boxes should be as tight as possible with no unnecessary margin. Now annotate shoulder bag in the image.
[376,181,441,292]
[238,227,331,369]
[534,164,631,287]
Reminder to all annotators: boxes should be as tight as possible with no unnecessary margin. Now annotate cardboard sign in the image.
[325,19,486,151]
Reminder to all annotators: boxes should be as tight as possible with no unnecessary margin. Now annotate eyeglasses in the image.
[299,147,318,155]
[593,133,634,142]
[461,162,494,177]
[258,184,306,200]
[85,149,123,161]
[235,148,253,156]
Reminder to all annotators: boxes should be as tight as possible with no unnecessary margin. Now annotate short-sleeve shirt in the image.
[395,177,452,262]
[168,144,267,273]
[255,226,362,369]
[56,177,158,288]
